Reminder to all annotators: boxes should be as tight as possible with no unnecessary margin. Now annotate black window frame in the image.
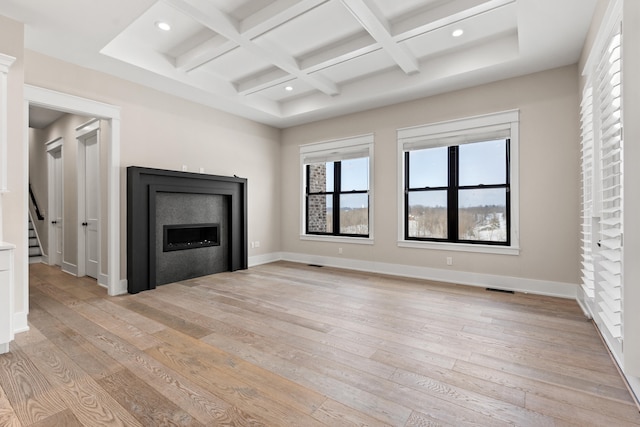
[305,160,370,238]
[404,139,511,246]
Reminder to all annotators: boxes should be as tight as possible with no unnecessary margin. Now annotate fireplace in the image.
[127,167,247,293]
[163,223,220,252]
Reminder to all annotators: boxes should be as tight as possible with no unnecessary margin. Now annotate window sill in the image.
[397,240,520,255]
[300,234,374,245]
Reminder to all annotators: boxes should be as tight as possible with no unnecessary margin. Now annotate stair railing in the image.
[29,183,45,221]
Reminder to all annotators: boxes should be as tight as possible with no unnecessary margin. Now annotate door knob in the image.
[51,220,57,224]
[82,222,88,226]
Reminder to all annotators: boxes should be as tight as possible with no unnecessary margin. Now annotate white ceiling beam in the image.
[166,0,339,96]
[175,35,237,72]
[223,0,513,93]
[340,0,420,75]
[299,32,379,72]
[235,67,292,96]
[241,0,329,39]
[242,37,340,95]
[177,0,327,72]
[171,0,513,100]
[236,33,379,95]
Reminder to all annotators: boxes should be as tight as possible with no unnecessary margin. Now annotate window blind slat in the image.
[599,309,621,338]
[582,285,595,299]
[579,81,595,300]
[600,249,621,262]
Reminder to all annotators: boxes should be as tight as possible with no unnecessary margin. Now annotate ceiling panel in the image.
[197,46,274,82]
[402,2,518,59]
[252,1,363,59]
[374,0,442,22]
[1,0,599,127]
[313,48,397,85]
[123,1,213,53]
[166,28,218,59]
[251,78,318,102]
[213,0,278,21]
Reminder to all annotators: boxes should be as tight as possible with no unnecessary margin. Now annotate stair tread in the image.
[28,217,42,256]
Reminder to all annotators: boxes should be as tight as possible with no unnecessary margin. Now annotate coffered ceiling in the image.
[2,0,597,128]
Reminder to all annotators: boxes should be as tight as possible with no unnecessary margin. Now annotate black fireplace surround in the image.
[127,167,247,294]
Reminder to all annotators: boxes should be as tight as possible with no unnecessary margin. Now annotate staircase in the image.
[28,216,43,264]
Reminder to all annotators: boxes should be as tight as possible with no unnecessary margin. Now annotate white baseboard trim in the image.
[13,310,29,334]
[98,273,109,287]
[109,279,128,296]
[41,254,49,265]
[277,252,578,299]
[575,288,593,319]
[249,252,282,267]
[625,374,640,410]
[62,261,78,276]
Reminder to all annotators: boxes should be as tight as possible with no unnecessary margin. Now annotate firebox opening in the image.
[163,223,220,252]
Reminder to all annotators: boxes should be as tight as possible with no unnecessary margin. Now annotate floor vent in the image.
[307,264,324,268]
[486,288,514,294]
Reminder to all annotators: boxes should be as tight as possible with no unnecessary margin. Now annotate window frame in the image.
[404,140,511,245]
[300,134,374,244]
[397,110,519,255]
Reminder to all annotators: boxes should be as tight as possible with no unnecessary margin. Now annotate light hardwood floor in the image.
[0,262,639,426]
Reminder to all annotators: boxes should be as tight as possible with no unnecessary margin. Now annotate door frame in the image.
[76,119,101,279]
[24,85,123,298]
[46,137,63,267]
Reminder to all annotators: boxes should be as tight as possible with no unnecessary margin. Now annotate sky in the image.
[408,139,508,208]
[409,139,507,188]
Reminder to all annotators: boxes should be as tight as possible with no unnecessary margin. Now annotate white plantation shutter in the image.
[580,85,595,299]
[595,26,623,339]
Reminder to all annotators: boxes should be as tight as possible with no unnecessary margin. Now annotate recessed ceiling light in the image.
[155,21,171,31]
[452,28,464,38]
[285,86,293,91]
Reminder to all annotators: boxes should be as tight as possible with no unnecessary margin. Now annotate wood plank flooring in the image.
[1,261,639,426]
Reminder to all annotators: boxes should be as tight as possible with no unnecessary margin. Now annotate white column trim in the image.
[0,53,16,195]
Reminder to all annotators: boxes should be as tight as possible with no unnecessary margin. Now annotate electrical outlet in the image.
[182,165,188,171]
[199,167,204,173]
[250,242,255,248]
[446,257,453,266]
[338,247,343,254]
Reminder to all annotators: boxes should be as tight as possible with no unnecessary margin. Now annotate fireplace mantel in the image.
[127,167,247,293]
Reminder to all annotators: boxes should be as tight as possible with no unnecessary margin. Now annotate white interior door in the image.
[49,146,63,267]
[83,132,99,279]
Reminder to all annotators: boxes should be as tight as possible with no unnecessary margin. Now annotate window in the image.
[397,110,519,254]
[405,139,510,244]
[301,134,373,240]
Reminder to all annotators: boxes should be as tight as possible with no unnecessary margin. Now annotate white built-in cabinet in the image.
[0,244,15,354]
[0,53,16,353]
